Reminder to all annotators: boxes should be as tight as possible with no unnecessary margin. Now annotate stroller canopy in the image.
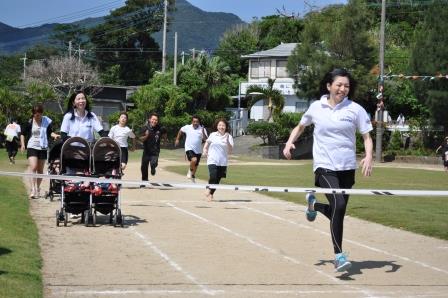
[92,137,121,176]
[60,137,91,174]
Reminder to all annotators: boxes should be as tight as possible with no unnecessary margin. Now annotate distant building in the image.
[240,43,308,121]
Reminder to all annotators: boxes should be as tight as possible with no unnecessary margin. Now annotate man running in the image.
[175,115,208,182]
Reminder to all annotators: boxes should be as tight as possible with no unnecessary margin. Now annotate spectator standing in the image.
[20,104,60,198]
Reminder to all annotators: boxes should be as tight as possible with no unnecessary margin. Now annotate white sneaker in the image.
[187,169,192,179]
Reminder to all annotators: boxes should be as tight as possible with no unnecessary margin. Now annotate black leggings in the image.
[208,165,227,195]
[314,168,355,254]
[141,154,159,181]
[5,140,18,158]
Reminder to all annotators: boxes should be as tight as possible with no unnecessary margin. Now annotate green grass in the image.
[166,163,448,240]
[0,150,43,298]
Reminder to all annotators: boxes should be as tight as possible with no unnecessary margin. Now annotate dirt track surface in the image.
[29,160,448,298]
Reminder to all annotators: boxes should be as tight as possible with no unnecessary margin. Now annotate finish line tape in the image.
[0,170,447,197]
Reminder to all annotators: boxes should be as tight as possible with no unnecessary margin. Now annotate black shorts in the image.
[208,164,227,179]
[27,148,47,160]
[120,147,129,164]
[186,150,202,166]
[314,168,355,188]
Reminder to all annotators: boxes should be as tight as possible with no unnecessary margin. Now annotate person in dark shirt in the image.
[139,113,167,184]
[436,136,448,172]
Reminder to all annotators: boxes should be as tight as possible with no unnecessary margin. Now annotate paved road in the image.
[29,160,448,298]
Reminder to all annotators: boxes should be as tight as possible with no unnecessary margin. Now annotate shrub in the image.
[247,121,279,145]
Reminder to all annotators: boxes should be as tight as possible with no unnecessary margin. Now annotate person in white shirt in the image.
[60,91,106,143]
[175,115,208,182]
[20,104,60,198]
[3,119,21,164]
[203,118,234,201]
[283,68,373,273]
[108,112,136,171]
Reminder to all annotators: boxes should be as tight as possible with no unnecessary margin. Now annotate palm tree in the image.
[246,78,284,122]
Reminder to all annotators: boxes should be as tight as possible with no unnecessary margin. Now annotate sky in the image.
[0,0,347,28]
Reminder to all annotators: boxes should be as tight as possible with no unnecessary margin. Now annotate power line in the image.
[16,0,124,28]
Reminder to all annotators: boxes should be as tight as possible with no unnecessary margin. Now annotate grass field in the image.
[166,162,448,240]
[0,151,43,298]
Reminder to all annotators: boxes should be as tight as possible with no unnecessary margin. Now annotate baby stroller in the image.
[56,137,92,227]
[45,140,63,201]
[91,137,124,227]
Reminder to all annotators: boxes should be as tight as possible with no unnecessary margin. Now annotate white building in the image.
[240,43,308,121]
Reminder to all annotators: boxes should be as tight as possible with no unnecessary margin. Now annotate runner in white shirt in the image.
[175,115,208,182]
[4,119,21,164]
[203,118,234,201]
[108,112,136,171]
[283,69,373,273]
[60,91,105,143]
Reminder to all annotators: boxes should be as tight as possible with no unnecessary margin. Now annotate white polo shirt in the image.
[206,132,234,166]
[60,111,103,143]
[108,125,135,147]
[300,95,372,172]
[181,124,207,154]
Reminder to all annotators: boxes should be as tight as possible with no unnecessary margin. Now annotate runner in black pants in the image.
[139,113,166,185]
[283,69,373,273]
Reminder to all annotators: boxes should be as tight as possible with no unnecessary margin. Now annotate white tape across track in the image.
[1,170,447,197]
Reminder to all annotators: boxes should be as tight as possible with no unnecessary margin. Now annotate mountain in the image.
[0,0,245,54]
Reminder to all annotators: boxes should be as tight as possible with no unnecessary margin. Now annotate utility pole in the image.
[191,48,195,60]
[21,52,27,80]
[69,40,72,58]
[78,45,83,64]
[161,0,168,72]
[173,32,178,85]
[375,0,386,163]
[181,51,185,65]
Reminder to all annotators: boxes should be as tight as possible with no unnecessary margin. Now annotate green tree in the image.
[288,0,377,107]
[409,0,448,133]
[214,23,259,77]
[246,78,285,122]
[88,0,167,85]
[177,53,232,111]
[50,23,87,49]
[215,16,304,77]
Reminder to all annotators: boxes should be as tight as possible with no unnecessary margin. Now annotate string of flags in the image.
[380,74,448,81]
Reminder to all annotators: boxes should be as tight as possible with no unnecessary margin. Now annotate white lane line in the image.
[165,202,375,298]
[123,200,289,205]
[131,227,219,296]
[237,204,448,275]
[55,288,380,296]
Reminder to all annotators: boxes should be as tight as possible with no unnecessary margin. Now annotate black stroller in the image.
[56,137,92,227]
[91,137,124,227]
[45,140,63,201]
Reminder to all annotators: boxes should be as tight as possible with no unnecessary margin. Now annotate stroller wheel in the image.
[84,210,90,227]
[81,211,85,224]
[63,210,68,227]
[109,212,113,224]
[56,210,60,227]
[92,211,96,227]
[49,192,54,201]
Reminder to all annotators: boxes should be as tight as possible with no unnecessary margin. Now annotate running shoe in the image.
[151,167,156,176]
[187,169,192,179]
[334,252,352,272]
[305,193,317,222]
[191,175,196,183]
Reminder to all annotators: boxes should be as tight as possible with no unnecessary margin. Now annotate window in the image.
[295,101,308,112]
[276,60,288,78]
[250,60,271,78]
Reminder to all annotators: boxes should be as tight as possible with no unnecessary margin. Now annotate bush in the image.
[247,121,280,145]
